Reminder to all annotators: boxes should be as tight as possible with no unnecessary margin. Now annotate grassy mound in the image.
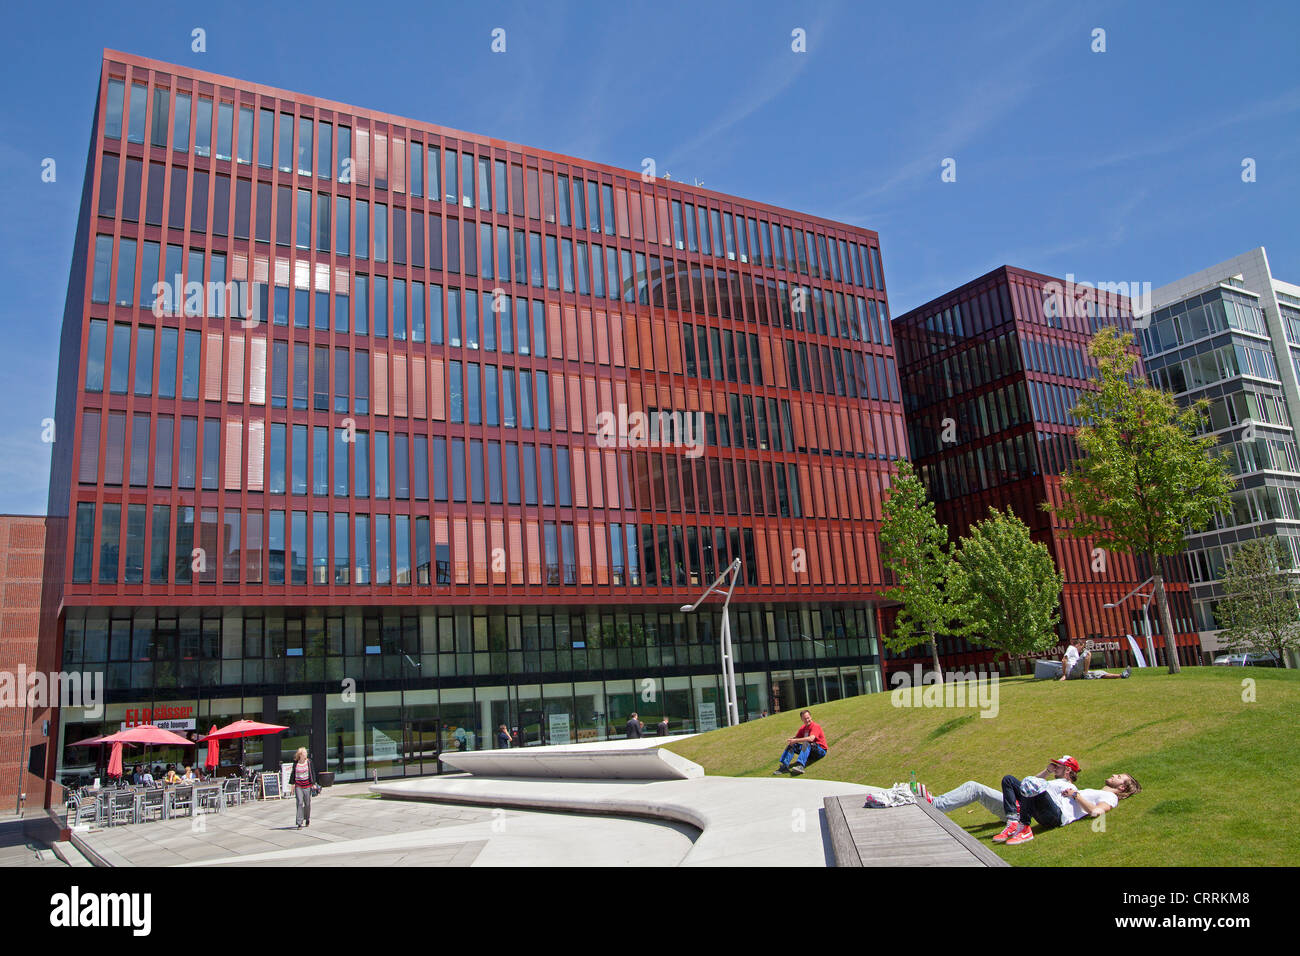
[663,667,1298,865]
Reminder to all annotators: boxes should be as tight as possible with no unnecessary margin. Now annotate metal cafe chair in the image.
[69,790,99,828]
[168,785,194,818]
[222,776,242,808]
[108,789,138,827]
[139,787,166,823]
[194,782,223,814]
[94,789,112,826]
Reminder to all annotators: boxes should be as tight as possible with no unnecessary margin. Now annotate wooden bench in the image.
[824,794,1009,867]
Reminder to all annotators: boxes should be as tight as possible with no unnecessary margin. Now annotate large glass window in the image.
[105,79,125,139]
[99,503,121,583]
[278,112,293,172]
[91,235,112,304]
[215,101,233,160]
[374,432,389,499]
[127,83,147,144]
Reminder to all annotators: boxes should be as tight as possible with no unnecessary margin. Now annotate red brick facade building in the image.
[0,516,55,814]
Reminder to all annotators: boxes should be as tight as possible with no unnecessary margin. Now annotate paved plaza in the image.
[71,781,698,867]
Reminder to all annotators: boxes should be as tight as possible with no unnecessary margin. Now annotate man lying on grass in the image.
[992,771,1141,845]
[925,760,1140,844]
[930,755,1080,820]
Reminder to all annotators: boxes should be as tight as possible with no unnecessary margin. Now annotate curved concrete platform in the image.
[438,735,704,779]
[372,773,882,866]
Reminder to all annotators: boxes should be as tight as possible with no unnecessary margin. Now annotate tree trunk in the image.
[1152,567,1181,674]
[929,635,944,681]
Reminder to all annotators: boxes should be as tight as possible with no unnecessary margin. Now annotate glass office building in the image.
[1142,247,1300,661]
[892,266,1201,677]
[43,51,901,793]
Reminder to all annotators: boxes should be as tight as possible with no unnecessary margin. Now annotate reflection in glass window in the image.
[173,92,190,152]
[91,235,113,304]
[238,106,253,164]
[276,113,293,172]
[467,363,481,425]
[216,101,233,160]
[449,361,464,423]
[105,79,125,139]
[258,108,273,167]
[338,126,352,182]
[110,323,131,394]
[297,116,313,175]
[601,184,615,235]
[127,83,147,144]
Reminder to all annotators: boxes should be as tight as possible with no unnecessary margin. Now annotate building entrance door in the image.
[403,718,441,775]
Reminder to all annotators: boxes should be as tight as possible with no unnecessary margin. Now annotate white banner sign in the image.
[548,713,572,746]
[372,728,398,760]
[698,702,718,732]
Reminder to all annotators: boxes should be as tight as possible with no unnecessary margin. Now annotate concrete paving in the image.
[0,819,67,868]
[373,774,883,866]
[71,781,698,867]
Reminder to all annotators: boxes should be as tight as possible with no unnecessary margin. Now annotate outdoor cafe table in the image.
[88,780,247,825]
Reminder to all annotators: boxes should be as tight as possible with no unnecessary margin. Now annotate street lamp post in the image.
[1104,576,1157,667]
[680,558,742,727]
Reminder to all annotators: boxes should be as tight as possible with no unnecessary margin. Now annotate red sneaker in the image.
[1006,825,1034,845]
[992,821,1020,843]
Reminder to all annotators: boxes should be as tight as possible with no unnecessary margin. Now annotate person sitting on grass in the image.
[772,709,828,776]
[993,771,1141,845]
[1060,637,1131,681]
[930,755,1081,819]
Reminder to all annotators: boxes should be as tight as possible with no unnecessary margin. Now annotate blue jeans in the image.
[1001,775,1063,829]
[933,780,1005,820]
[778,743,826,770]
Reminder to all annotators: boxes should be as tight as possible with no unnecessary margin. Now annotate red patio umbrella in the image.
[198,720,288,778]
[106,741,124,780]
[100,724,196,780]
[68,734,137,748]
[100,724,197,747]
[197,720,290,741]
[204,725,219,770]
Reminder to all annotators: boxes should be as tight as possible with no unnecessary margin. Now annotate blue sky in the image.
[1,0,1297,514]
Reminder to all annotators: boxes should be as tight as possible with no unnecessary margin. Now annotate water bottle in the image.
[910,770,918,795]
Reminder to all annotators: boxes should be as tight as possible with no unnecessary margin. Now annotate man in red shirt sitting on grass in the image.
[772,709,828,776]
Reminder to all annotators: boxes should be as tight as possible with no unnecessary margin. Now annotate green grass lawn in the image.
[663,666,1298,865]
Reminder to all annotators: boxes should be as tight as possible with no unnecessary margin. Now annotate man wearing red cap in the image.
[997,769,1141,845]
[929,756,1079,819]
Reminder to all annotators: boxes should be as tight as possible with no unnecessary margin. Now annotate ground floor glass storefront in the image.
[55,601,882,786]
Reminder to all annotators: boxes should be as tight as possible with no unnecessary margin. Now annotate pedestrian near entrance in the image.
[497,724,512,749]
[292,747,318,829]
[625,712,644,738]
[656,716,670,737]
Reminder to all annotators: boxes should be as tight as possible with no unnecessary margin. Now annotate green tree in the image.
[1215,537,1300,668]
[949,507,1064,671]
[1049,326,1234,673]
[879,460,964,677]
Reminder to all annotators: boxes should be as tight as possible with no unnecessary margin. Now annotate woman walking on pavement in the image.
[292,746,318,829]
